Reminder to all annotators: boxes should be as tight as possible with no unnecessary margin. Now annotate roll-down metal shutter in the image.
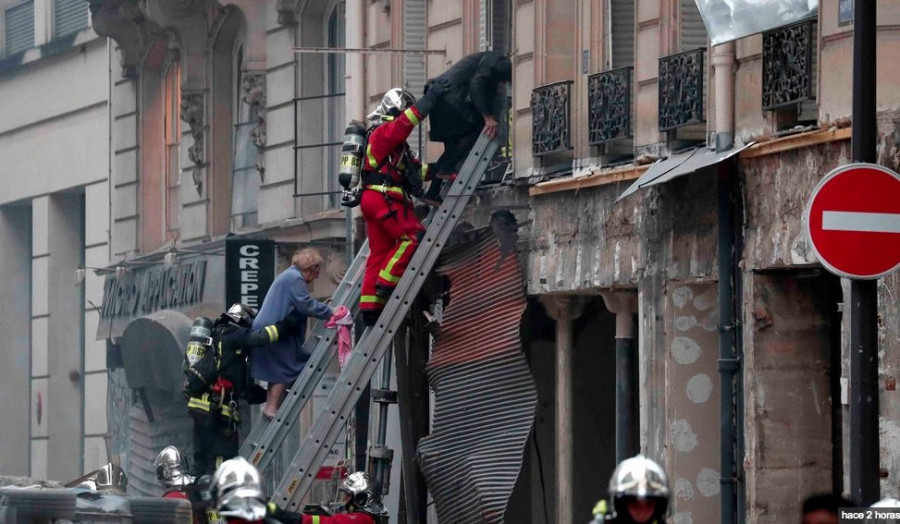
[5,1,34,55]
[54,0,89,38]
[610,0,634,69]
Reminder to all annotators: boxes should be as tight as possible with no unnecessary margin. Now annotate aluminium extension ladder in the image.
[241,132,500,510]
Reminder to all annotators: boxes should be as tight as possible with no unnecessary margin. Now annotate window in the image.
[164,61,181,240]
[53,0,88,39]
[608,0,634,70]
[232,48,260,230]
[325,2,346,209]
[480,0,511,53]
[5,1,34,56]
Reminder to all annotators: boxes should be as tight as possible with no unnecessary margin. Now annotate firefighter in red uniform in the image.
[348,84,445,326]
[210,457,385,524]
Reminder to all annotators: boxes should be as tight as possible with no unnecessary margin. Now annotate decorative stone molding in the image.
[276,0,299,26]
[89,0,168,78]
[156,0,205,19]
[242,72,267,181]
[180,90,206,193]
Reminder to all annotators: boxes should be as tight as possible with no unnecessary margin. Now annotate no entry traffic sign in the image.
[804,162,900,279]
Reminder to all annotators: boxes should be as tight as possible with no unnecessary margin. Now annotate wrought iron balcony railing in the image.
[658,48,706,132]
[531,80,574,156]
[762,19,815,110]
[588,66,633,144]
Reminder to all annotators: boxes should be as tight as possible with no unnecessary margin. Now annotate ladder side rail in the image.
[240,242,370,465]
[271,135,499,509]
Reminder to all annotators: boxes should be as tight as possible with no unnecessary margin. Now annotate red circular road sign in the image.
[804,162,900,279]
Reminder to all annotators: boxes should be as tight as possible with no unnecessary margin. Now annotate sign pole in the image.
[849,0,879,506]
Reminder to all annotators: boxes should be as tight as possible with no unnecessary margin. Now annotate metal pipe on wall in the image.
[600,291,638,463]
[849,0,879,505]
[712,40,740,524]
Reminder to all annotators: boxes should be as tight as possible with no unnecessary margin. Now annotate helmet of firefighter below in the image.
[210,457,267,521]
[339,471,388,516]
[608,454,670,522]
[154,445,195,489]
[367,88,416,125]
[218,303,257,328]
[75,463,128,495]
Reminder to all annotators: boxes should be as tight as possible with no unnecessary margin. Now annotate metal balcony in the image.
[762,19,816,110]
[658,48,706,132]
[588,66,633,144]
[531,80,574,156]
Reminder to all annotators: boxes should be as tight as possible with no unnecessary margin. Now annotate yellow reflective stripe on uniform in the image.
[365,184,405,195]
[312,516,321,524]
[379,239,412,283]
[188,397,211,412]
[265,324,279,343]
[404,107,419,126]
[421,163,429,180]
[360,295,386,305]
[366,144,378,169]
[188,394,236,419]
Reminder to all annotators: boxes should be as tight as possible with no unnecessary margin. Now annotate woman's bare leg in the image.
[263,383,287,418]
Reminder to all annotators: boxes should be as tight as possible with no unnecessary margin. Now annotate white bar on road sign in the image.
[822,211,900,233]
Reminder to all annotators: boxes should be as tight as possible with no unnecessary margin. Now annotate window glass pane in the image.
[5,1,35,55]
[53,0,88,39]
[232,121,259,229]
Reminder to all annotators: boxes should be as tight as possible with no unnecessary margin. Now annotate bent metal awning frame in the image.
[615,142,754,202]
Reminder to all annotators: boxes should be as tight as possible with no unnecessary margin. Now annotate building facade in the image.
[0,0,110,482]
[350,0,900,523]
[4,0,899,522]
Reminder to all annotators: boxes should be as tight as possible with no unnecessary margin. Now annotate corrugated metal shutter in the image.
[53,0,88,38]
[418,225,536,524]
[403,0,426,153]
[491,0,511,53]
[5,1,34,55]
[610,0,634,69]
[480,0,511,53]
[681,0,707,52]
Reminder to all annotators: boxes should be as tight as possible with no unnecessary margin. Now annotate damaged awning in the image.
[615,143,753,202]
[417,218,535,524]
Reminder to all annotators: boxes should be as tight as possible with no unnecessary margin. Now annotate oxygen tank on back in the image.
[338,121,367,190]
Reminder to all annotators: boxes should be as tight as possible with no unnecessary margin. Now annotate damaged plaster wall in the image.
[742,112,900,504]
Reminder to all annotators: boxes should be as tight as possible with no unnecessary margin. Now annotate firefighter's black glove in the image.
[405,164,425,198]
[341,187,362,208]
[426,77,450,97]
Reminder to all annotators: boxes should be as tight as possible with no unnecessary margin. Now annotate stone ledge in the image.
[529,164,650,197]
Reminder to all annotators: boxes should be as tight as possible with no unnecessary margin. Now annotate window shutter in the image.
[610,0,634,69]
[54,0,89,38]
[681,0,707,52]
[5,1,34,55]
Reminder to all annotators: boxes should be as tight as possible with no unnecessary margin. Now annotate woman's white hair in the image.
[292,248,323,270]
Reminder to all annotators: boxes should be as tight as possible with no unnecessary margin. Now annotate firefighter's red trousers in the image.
[359,187,424,314]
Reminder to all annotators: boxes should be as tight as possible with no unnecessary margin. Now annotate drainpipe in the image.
[541,296,584,524]
[600,290,639,462]
[712,40,741,524]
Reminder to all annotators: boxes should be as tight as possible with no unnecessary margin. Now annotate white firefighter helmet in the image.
[608,454,670,520]
[872,497,900,507]
[210,457,268,521]
[153,445,195,489]
[366,88,416,124]
[219,303,257,328]
[339,471,388,516]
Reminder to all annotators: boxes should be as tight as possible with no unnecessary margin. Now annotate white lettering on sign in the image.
[238,244,264,307]
[822,211,900,233]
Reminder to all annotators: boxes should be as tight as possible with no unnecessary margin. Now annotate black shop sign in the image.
[225,239,275,309]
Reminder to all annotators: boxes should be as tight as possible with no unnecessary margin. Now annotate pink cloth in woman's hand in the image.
[325,306,354,368]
